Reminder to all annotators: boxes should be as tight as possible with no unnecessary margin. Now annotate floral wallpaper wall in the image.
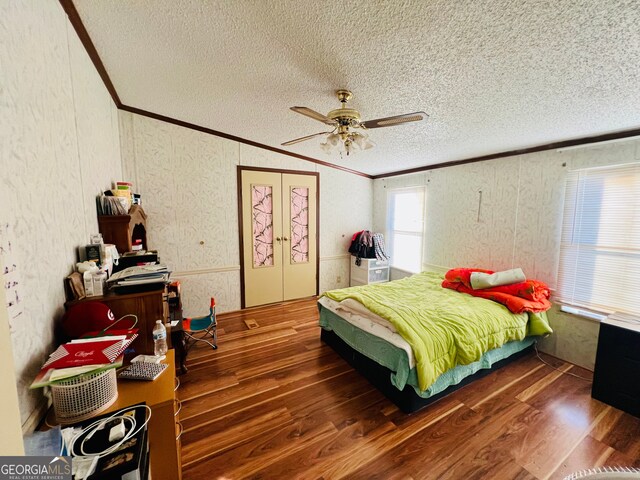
[1,1,123,427]
[373,139,640,369]
[373,141,640,285]
[119,112,373,317]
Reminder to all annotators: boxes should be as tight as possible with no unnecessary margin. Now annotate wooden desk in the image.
[105,350,182,479]
[46,351,182,479]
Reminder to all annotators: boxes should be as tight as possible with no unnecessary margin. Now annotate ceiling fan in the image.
[281,89,428,156]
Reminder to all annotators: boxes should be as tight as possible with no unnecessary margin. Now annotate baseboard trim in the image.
[22,397,50,435]
[422,263,449,273]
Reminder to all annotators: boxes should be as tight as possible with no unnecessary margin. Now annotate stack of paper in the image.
[30,330,138,388]
[96,195,128,215]
[107,264,170,288]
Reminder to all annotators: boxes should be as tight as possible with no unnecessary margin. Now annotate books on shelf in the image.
[96,195,129,216]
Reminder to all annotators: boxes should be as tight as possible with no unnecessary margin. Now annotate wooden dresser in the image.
[100,350,182,479]
[592,318,640,418]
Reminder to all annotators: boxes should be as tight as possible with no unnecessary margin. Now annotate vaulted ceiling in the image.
[73,0,640,176]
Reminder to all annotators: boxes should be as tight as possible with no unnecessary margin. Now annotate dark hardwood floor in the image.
[178,298,640,480]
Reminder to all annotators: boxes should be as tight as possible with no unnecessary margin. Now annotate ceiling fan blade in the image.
[281,131,333,146]
[360,111,428,129]
[290,106,337,126]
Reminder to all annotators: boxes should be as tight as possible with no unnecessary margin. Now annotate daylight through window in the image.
[556,163,640,314]
[387,187,425,273]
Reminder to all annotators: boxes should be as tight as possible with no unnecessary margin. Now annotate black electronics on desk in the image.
[68,403,149,479]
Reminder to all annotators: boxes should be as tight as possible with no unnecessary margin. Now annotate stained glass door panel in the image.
[252,185,274,267]
[290,187,309,264]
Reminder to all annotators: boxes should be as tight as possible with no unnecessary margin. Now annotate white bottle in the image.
[152,320,168,357]
[92,271,107,296]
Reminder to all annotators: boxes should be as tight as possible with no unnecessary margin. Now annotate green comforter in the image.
[323,271,552,391]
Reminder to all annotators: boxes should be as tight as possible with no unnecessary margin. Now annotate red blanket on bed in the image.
[442,268,551,314]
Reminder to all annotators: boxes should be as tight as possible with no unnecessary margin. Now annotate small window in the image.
[387,187,425,273]
[556,163,640,314]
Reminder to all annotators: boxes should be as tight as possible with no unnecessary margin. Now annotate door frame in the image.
[237,166,320,309]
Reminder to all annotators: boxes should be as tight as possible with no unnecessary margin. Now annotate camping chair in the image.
[182,297,217,352]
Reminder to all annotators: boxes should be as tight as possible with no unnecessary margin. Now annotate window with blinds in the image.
[556,163,640,314]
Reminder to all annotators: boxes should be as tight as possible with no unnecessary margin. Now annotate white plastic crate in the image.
[350,257,390,286]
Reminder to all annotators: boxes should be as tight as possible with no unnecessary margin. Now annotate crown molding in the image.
[119,105,372,178]
[60,0,640,182]
[371,127,640,179]
[59,0,371,179]
[59,0,122,107]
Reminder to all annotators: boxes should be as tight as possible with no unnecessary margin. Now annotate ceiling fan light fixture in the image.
[319,141,332,154]
[352,133,375,150]
[327,133,340,146]
[320,132,341,155]
[344,140,353,156]
[363,138,375,150]
[283,89,427,158]
[319,131,375,156]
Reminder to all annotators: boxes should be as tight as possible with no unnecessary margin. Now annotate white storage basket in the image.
[51,368,118,424]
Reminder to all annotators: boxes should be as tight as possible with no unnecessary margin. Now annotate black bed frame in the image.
[321,328,534,414]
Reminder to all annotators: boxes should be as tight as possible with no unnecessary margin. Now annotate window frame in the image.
[386,186,426,274]
[556,163,640,316]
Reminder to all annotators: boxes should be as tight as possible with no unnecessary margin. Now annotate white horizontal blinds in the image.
[557,164,640,314]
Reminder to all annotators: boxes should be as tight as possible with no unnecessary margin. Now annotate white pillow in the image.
[470,268,526,290]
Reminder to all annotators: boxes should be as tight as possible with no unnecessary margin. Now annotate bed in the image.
[318,271,552,413]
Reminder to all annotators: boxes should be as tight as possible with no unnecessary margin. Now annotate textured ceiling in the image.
[73,0,640,176]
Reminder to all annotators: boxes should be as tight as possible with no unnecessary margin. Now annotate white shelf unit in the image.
[350,257,390,286]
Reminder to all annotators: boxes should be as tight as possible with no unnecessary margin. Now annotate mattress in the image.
[318,299,536,399]
[323,271,551,392]
[318,296,415,367]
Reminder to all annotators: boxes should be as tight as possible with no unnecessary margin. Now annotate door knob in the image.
[276,237,282,242]
[283,237,289,241]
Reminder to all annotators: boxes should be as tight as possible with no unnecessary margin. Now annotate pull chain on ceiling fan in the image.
[282,89,428,156]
